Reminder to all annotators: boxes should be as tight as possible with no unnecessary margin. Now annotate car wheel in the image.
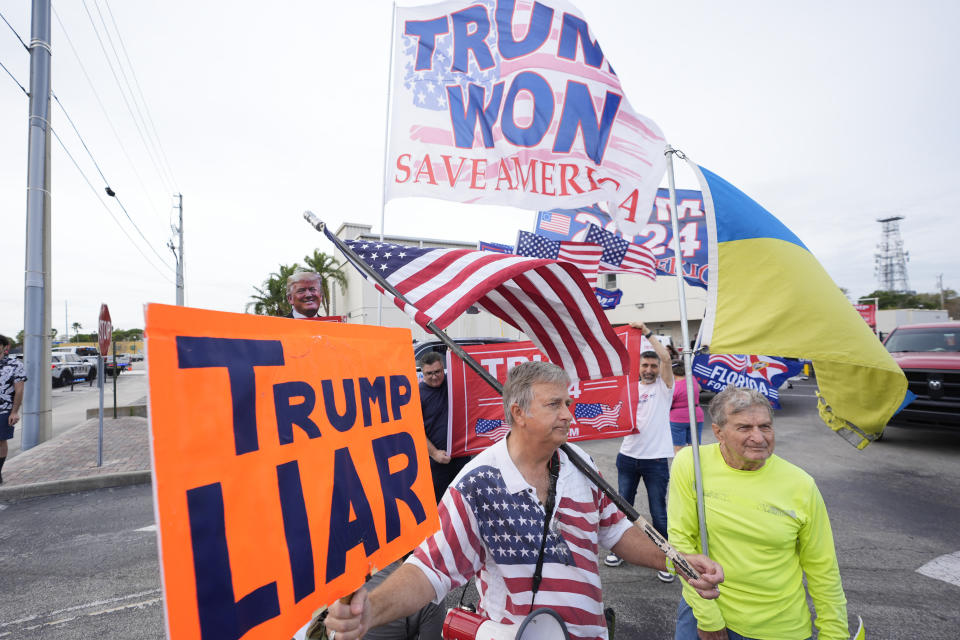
[61,370,73,386]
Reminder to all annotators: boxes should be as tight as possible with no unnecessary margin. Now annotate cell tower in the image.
[874,216,911,292]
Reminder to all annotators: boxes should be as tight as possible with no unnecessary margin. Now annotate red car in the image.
[883,321,960,429]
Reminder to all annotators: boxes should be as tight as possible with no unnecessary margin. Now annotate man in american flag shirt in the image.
[326,362,723,640]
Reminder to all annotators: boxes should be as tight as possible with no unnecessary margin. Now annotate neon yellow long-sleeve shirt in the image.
[668,444,849,639]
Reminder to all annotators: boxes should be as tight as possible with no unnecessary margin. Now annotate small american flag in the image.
[515,231,603,289]
[574,402,622,430]
[475,418,510,441]
[708,354,749,371]
[325,226,628,380]
[538,211,571,235]
[584,223,656,281]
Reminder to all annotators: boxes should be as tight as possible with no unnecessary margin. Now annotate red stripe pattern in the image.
[407,440,630,640]
[330,231,628,380]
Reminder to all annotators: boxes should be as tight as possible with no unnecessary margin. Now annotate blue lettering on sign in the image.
[496,0,552,59]
[372,432,427,543]
[187,482,281,640]
[326,447,381,581]
[273,381,322,444]
[176,337,285,456]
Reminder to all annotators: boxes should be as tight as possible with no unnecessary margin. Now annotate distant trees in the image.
[861,289,959,318]
[247,251,347,317]
[71,322,82,342]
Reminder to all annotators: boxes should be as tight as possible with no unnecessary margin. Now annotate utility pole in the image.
[22,0,53,450]
[168,193,184,305]
[937,273,945,309]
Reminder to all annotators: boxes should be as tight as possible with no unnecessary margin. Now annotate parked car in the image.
[52,345,129,377]
[51,353,93,387]
[883,321,960,429]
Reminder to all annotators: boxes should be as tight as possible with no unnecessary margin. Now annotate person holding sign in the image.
[286,270,324,318]
[325,361,724,640]
[669,386,848,640]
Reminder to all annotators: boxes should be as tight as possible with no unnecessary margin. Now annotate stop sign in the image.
[98,304,113,356]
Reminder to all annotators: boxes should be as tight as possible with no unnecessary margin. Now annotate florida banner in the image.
[387,0,666,231]
[692,354,804,409]
[446,326,645,457]
[146,305,439,640]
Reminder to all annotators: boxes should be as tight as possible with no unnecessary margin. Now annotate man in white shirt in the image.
[604,321,675,582]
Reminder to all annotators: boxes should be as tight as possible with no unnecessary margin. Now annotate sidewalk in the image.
[0,415,151,501]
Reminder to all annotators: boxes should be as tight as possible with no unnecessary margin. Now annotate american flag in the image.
[475,418,510,441]
[538,211,572,235]
[708,354,749,371]
[325,226,629,380]
[573,402,622,430]
[409,455,628,640]
[515,231,603,289]
[583,224,656,281]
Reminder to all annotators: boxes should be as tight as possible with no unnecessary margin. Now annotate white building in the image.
[327,223,706,348]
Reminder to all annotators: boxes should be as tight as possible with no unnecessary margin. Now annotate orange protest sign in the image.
[145,304,438,640]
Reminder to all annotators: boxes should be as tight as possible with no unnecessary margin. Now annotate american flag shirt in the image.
[407,439,630,640]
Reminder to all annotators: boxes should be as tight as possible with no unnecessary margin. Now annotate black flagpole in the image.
[305,211,701,581]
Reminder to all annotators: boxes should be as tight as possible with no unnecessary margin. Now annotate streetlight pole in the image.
[21,0,54,450]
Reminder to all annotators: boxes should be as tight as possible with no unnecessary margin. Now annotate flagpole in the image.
[377,1,397,327]
[304,210,703,582]
[665,146,709,555]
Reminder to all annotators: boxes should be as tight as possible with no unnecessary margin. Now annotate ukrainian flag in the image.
[691,163,907,448]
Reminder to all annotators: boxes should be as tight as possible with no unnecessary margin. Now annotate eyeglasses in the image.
[422,369,444,376]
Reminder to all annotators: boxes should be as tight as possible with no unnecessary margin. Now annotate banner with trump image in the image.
[387,0,666,233]
[446,326,645,457]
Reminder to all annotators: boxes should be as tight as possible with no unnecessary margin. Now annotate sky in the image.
[1,0,958,338]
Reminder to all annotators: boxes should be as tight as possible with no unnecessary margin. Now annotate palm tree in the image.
[302,249,347,316]
[247,263,301,316]
[72,322,82,342]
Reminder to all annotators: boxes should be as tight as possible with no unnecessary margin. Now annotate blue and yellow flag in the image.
[690,163,907,448]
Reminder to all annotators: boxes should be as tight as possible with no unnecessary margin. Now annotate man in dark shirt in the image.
[419,351,469,503]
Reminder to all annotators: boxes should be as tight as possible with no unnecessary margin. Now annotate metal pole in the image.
[377,3,398,327]
[665,147,709,555]
[304,211,703,581]
[97,355,104,466]
[21,0,54,451]
[176,193,184,305]
[112,339,118,418]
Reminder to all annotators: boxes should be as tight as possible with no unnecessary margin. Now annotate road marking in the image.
[135,524,157,532]
[0,589,162,630]
[917,551,960,587]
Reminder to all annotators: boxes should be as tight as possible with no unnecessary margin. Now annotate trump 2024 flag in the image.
[386,0,666,232]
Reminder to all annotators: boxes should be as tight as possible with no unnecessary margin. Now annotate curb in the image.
[0,470,152,502]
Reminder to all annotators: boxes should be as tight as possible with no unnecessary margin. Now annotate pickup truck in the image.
[51,346,130,378]
[883,321,960,429]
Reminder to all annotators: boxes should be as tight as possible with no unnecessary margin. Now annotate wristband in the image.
[664,556,677,576]
[644,331,653,339]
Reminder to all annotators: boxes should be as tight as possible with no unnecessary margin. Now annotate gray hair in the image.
[709,386,773,427]
[286,270,321,297]
[502,361,570,426]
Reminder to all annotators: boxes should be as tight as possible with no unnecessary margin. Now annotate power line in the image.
[90,0,175,191]
[0,55,27,95]
[0,9,28,50]
[50,126,176,283]
[52,4,166,223]
[80,0,173,195]
[102,0,178,189]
